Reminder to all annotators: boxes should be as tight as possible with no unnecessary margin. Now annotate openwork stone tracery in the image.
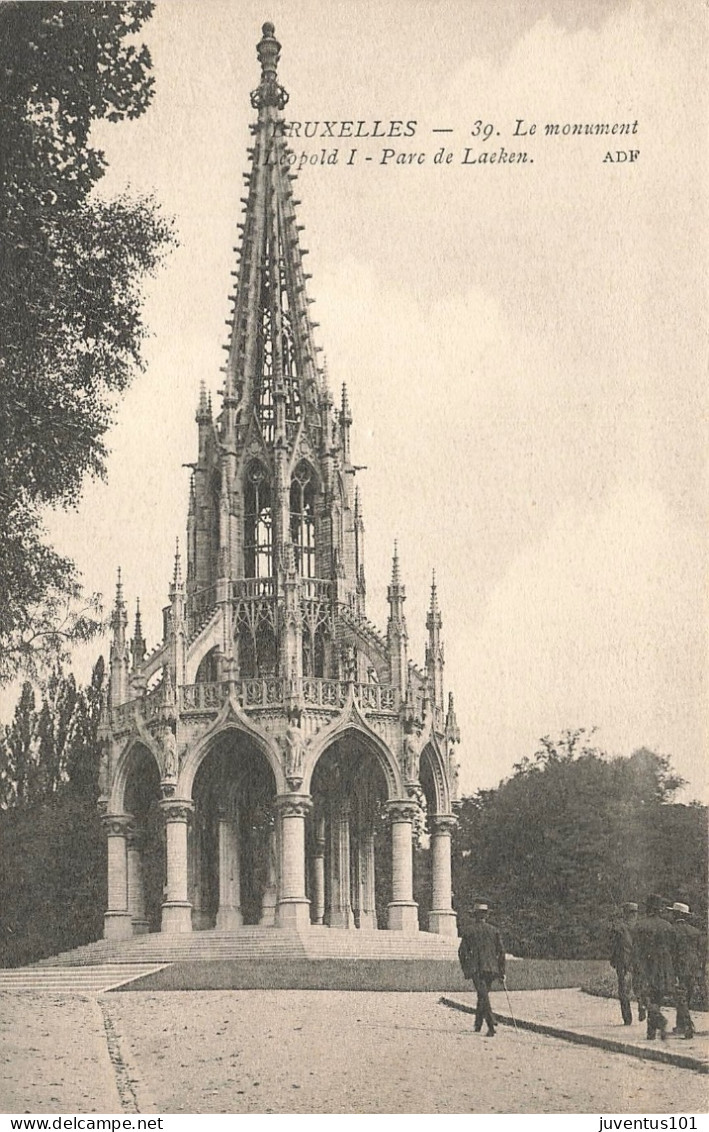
[98,24,461,941]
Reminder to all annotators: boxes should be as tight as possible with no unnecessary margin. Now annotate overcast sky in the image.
[24,0,708,800]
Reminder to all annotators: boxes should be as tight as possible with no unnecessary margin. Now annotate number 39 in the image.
[471,120,495,142]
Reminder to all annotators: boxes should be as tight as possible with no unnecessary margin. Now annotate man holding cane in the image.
[458,899,506,1037]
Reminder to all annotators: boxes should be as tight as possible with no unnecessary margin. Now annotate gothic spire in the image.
[111,567,128,638]
[340,383,352,460]
[387,542,408,690]
[220,22,328,452]
[391,541,401,588]
[131,598,146,669]
[427,569,441,631]
[134,596,143,640]
[171,538,182,592]
[196,380,211,424]
[426,568,444,717]
[109,567,129,706]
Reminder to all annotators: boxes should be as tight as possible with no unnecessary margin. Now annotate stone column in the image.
[428,814,458,936]
[103,814,134,940]
[160,799,193,933]
[126,824,150,935]
[358,822,377,931]
[189,811,210,931]
[216,806,242,930]
[329,800,353,928]
[326,810,337,925]
[276,793,311,929]
[260,823,278,926]
[311,814,326,925]
[386,800,420,932]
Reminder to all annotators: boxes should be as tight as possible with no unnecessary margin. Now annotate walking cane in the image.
[502,976,519,1033]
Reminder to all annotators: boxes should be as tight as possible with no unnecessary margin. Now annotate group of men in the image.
[458,894,706,1043]
[610,893,706,1041]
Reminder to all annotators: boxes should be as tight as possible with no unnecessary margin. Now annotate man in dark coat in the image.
[634,893,675,1040]
[458,900,506,1036]
[670,902,704,1040]
[609,901,638,1025]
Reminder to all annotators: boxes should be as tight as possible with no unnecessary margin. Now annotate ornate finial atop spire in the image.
[341,383,352,425]
[340,382,352,458]
[110,566,129,703]
[111,566,128,633]
[172,538,182,588]
[251,22,289,110]
[391,541,401,587]
[387,540,407,688]
[427,568,442,631]
[258,21,279,72]
[131,598,146,669]
[428,570,441,619]
[196,380,211,423]
[426,567,444,715]
[387,541,406,608]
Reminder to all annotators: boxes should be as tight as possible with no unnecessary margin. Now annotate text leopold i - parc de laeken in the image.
[266,117,640,169]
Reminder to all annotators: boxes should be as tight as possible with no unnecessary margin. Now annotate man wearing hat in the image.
[609,902,639,1025]
[458,900,506,1036]
[670,902,703,1040]
[634,893,676,1040]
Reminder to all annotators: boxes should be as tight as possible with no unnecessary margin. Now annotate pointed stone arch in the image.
[419,736,451,817]
[105,736,165,938]
[307,715,394,932]
[109,735,162,815]
[302,704,402,801]
[242,458,274,581]
[288,452,322,493]
[188,721,280,929]
[179,699,286,800]
[185,619,222,684]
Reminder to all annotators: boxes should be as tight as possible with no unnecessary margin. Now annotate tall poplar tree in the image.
[0,2,176,681]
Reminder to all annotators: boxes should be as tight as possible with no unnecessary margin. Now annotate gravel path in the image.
[105,991,709,1114]
[1,992,121,1113]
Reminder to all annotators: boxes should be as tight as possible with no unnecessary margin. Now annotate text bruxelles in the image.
[270,120,418,138]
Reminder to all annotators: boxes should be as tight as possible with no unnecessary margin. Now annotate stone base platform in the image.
[32,925,461,969]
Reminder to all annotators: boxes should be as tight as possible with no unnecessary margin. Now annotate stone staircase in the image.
[30,926,459,969]
[0,963,167,993]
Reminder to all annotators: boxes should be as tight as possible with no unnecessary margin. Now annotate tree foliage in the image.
[0,659,108,965]
[0,792,106,967]
[452,730,707,957]
[0,658,106,808]
[0,2,175,682]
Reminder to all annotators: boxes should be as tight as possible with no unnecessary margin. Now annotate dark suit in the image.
[609,920,635,1024]
[458,920,506,1034]
[671,920,703,1037]
[634,912,675,1038]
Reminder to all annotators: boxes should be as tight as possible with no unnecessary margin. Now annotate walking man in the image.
[458,900,506,1037]
[609,901,638,1025]
[670,902,703,1040]
[634,893,675,1041]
